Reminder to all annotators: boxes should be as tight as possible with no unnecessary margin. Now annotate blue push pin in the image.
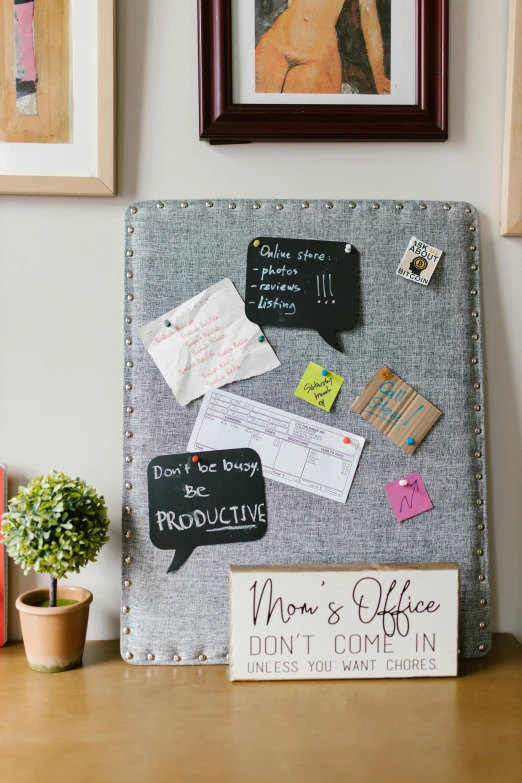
[258,335,265,343]
[164,320,171,328]
[321,369,328,377]
[406,437,415,446]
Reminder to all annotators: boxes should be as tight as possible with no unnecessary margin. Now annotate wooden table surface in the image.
[1,634,521,783]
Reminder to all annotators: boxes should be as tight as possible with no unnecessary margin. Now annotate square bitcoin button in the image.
[396,237,443,286]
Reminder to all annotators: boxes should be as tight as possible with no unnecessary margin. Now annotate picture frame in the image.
[0,0,115,197]
[501,0,522,236]
[198,0,448,143]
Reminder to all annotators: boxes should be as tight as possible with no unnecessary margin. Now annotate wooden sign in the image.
[245,237,359,353]
[148,448,267,573]
[229,564,459,681]
[351,367,442,454]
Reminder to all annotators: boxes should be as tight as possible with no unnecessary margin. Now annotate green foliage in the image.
[1,471,110,580]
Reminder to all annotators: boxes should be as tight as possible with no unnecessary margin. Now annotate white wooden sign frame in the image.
[230,564,459,681]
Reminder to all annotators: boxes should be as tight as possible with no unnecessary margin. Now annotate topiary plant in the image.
[1,471,110,607]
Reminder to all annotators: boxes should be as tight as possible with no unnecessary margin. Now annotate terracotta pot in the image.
[16,586,93,673]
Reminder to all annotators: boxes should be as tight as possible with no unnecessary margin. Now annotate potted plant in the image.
[1,471,110,672]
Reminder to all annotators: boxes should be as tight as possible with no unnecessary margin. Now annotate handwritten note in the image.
[245,237,359,352]
[384,473,434,522]
[295,362,344,412]
[148,448,267,572]
[351,367,442,454]
[139,279,280,406]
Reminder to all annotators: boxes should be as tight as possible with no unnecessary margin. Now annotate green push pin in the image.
[258,335,265,343]
[164,320,171,328]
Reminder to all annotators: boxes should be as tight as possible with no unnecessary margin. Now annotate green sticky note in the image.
[295,362,344,412]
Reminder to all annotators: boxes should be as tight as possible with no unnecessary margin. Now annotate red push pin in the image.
[343,437,351,444]
[191,455,199,463]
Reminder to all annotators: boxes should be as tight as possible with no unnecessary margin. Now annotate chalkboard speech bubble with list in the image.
[148,448,267,573]
[245,237,359,352]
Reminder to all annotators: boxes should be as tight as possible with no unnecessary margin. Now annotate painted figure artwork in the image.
[0,0,70,142]
[255,0,391,95]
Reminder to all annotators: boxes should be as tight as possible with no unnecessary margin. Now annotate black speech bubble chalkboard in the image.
[245,237,359,352]
[148,448,267,573]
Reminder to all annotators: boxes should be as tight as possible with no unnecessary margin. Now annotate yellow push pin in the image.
[253,239,261,248]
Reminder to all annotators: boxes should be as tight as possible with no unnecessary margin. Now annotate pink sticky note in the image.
[384,472,433,523]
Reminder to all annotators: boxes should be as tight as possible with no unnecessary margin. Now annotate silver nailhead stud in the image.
[130,207,138,214]
[475,427,482,435]
[173,655,181,662]
[253,202,261,209]
[475,451,482,458]
[480,598,487,606]
[126,456,133,463]
[476,499,483,506]
[125,383,132,391]
[127,407,134,414]
[126,250,133,257]
[181,202,188,208]
[477,523,485,531]
[228,202,236,209]
[349,201,357,208]
[477,549,484,556]
[123,626,130,635]
[127,226,134,234]
[206,201,213,208]
[276,203,284,210]
[127,294,134,302]
[479,622,486,630]
[474,405,481,412]
[122,606,130,614]
[199,654,207,662]
[126,338,132,346]
[326,202,334,209]
[125,530,132,539]
[396,203,404,210]
[470,245,477,251]
[301,201,309,209]
[471,289,478,296]
[465,207,472,213]
[125,652,133,660]
[420,203,427,209]
[125,506,132,514]
[478,574,485,582]
[470,226,476,232]
[156,201,164,209]
[124,580,132,588]
[474,382,481,389]
[147,653,155,661]
[476,473,483,480]
[125,482,132,490]
[471,357,478,365]
[471,310,478,317]
[226,653,230,660]
[126,272,133,280]
[125,316,132,324]
[125,556,133,565]
[372,202,380,209]
[478,644,486,652]
[126,360,133,368]
[472,333,479,340]
[443,203,451,210]
[125,431,133,439]
[471,264,478,271]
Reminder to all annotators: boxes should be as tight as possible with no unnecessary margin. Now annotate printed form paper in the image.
[139,279,280,406]
[188,390,365,503]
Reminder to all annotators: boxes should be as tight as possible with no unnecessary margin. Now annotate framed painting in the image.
[198,0,448,143]
[501,0,522,236]
[0,0,115,196]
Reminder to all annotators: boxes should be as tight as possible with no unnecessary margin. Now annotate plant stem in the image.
[49,576,57,608]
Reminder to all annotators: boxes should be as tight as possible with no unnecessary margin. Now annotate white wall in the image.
[1,0,521,642]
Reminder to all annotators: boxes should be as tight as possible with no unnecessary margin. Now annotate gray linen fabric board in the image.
[122,199,489,664]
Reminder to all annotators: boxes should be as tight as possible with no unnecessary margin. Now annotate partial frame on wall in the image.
[0,0,115,197]
[501,0,522,236]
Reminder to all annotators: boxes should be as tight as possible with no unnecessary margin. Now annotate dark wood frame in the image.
[198,0,448,143]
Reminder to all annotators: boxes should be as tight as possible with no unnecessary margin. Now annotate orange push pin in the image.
[380,367,392,380]
[191,456,199,463]
[343,437,351,444]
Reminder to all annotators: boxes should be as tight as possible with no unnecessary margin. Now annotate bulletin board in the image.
[122,199,489,664]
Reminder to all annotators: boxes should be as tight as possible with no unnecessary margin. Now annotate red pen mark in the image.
[399,480,419,514]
